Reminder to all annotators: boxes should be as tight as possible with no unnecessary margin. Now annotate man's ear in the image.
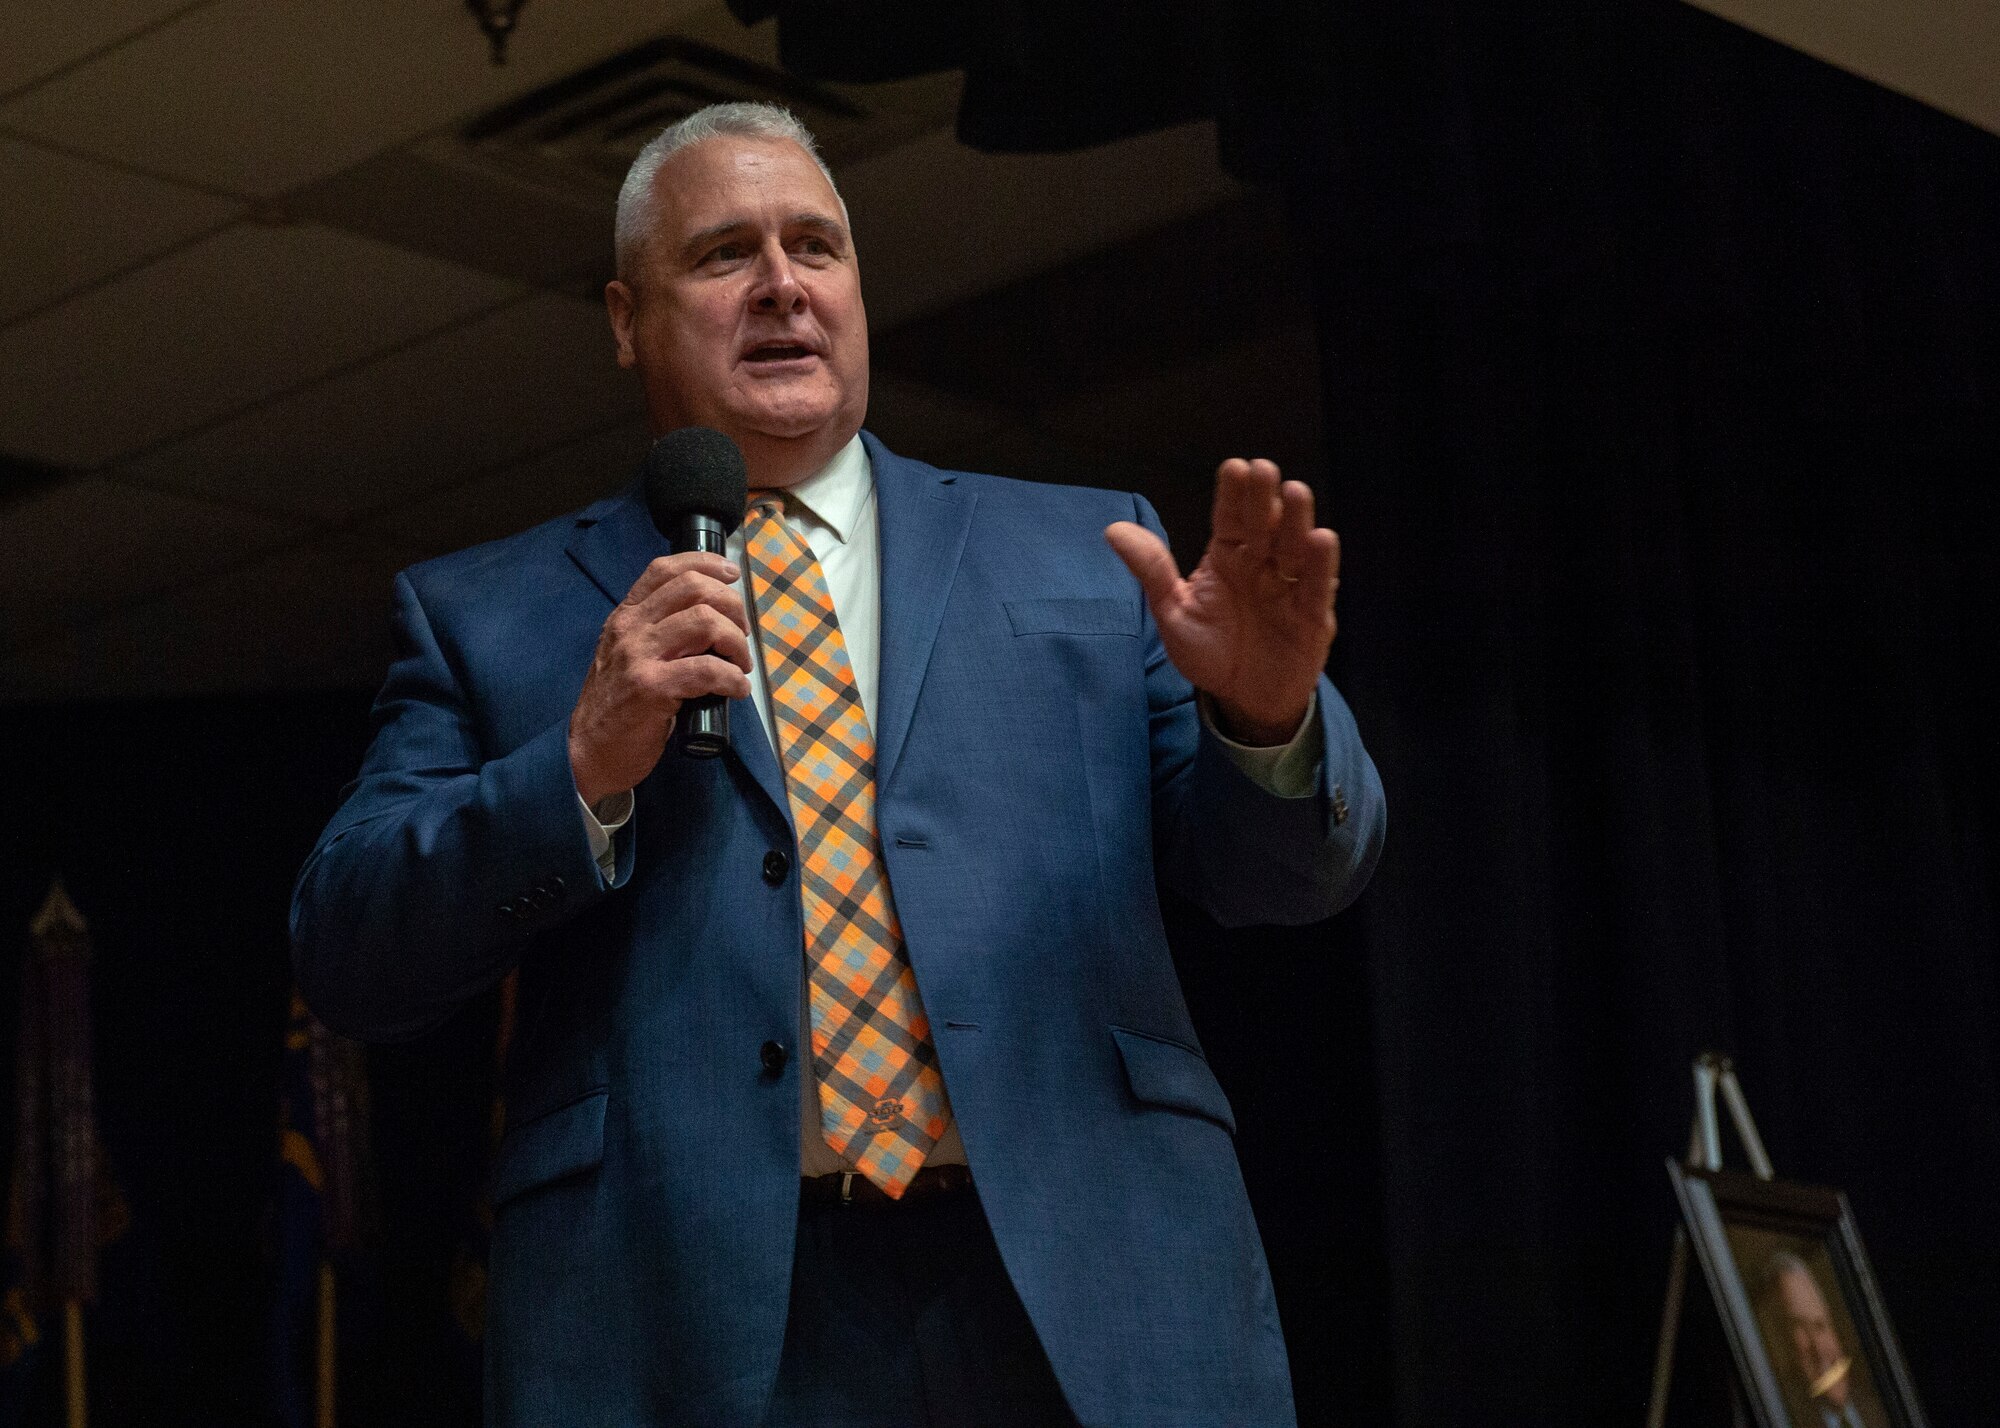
[604,279,638,369]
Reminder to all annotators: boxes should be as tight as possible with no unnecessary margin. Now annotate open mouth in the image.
[743,342,817,364]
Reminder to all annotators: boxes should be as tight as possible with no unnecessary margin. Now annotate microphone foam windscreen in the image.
[642,426,749,538]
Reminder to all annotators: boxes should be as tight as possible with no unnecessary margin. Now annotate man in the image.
[292,102,1383,1427]
[1762,1251,1885,1428]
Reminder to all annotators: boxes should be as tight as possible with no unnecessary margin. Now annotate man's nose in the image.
[749,245,806,312]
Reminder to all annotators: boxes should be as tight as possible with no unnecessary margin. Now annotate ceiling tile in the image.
[1,532,405,701]
[118,293,640,522]
[355,418,651,559]
[0,476,300,648]
[0,0,710,197]
[0,133,241,324]
[0,0,197,98]
[0,221,522,468]
[286,148,607,291]
[1684,0,2000,139]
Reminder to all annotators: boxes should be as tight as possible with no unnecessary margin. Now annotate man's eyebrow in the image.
[680,212,848,260]
[681,219,750,260]
[788,212,847,239]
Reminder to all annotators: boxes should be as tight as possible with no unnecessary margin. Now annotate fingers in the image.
[632,548,753,676]
[1209,458,1283,566]
[570,560,751,805]
[1104,521,1183,612]
[1269,478,1316,575]
[622,558,748,636]
[623,551,742,613]
[642,603,754,674]
[1288,528,1340,620]
[646,652,752,704]
[1215,462,1339,610]
[1270,479,1338,604]
[595,585,754,692]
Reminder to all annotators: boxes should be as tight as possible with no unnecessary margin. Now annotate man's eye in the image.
[796,238,831,256]
[707,243,744,263]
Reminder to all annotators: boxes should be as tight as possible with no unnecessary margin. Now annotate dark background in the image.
[6,0,1999,1424]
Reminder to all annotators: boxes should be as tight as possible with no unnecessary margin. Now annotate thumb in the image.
[1105,521,1182,613]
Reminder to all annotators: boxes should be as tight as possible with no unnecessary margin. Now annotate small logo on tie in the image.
[868,1098,904,1127]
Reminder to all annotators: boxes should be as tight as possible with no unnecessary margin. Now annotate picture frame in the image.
[1666,1163,1928,1428]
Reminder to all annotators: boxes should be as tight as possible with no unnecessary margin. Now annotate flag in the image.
[1,881,130,1421]
[446,969,519,1390]
[271,989,375,1428]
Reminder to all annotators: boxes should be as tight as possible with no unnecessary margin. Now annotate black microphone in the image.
[642,426,749,759]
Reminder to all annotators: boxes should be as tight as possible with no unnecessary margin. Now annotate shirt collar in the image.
[778,433,871,544]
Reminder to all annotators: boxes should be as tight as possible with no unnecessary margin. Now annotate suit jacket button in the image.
[760,1040,789,1076]
[762,850,790,886]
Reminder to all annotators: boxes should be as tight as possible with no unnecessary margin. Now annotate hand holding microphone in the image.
[567,428,751,807]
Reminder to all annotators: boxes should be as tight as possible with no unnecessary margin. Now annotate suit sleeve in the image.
[1137,494,1386,926]
[289,570,622,1041]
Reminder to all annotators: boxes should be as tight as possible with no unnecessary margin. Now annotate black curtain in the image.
[1313,8,2000,1424]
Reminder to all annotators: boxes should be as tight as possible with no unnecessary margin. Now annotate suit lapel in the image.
[867,431,976,792]
[564,480,659,606]
[723,685,790,833]
[564,485,791,824]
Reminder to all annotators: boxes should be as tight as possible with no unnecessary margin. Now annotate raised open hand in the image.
[1105,458,1339,745]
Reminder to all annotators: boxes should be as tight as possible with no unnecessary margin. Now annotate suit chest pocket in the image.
[1003,597,1139,638]
[988,596,1148,750]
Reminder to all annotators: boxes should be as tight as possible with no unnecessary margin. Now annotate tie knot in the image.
[746,488,786,520]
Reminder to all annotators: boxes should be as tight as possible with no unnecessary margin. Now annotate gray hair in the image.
[1768,1248,1816,1288]
[613,102,844,280]
[1768,1250,1811,1277]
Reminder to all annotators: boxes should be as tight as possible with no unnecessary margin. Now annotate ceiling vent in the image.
[447,36,933,204]
[294,14,959,294]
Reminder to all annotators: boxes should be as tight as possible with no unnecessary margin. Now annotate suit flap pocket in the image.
[492,1088,607,1206]
[1110,1026,1236,1135]
[1004,597,1137,637]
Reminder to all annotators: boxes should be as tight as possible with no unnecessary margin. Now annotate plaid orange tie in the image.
[743,490,950,1196]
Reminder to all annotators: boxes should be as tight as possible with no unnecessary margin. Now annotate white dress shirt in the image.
[575,433,1323,1176]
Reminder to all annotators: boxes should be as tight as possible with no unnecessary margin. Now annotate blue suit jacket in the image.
[292,431,1384,1427]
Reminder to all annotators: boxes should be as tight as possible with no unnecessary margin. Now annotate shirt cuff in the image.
[1198,692,1324,799]
[577,789,635,883]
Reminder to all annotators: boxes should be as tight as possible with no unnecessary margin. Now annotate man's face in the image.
[605,135,868,482]
[1777,1266,1851,1409]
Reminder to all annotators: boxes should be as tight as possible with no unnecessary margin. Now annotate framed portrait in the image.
[1667,1163,1928,1428]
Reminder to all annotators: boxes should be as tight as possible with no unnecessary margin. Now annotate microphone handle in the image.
[673,514,731,759]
